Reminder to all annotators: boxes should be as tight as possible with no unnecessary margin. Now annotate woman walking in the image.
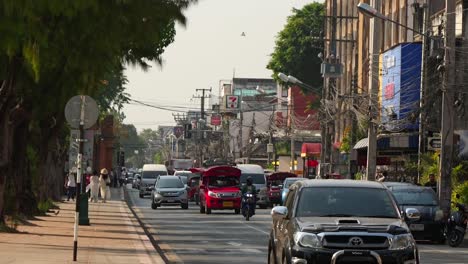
[99,168,111,203]
[65,169,77,201]
[89,170,100,202]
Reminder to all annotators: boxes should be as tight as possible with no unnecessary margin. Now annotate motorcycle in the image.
[242,192,256,221]
[447,194,467,247]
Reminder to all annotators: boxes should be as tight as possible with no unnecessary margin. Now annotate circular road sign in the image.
[65,95,99,129]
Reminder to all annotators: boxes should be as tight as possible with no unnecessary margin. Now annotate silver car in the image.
[151,176,188,209]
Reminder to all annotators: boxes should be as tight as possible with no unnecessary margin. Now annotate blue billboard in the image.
[380,43,421,131]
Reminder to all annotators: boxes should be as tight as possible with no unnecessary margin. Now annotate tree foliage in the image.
[267,3,325,90]
[0,0,195,222]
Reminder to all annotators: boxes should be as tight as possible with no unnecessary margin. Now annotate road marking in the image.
[227,242,243,247]
[244,224,270,235]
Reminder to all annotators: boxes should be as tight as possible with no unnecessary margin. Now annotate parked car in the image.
[281,177,303,204]
[266,172,296,207]
[269,180,420,264]
[139,164,168,198]
[151,176,188,209]
[385,183,445,243]
[237,164,268,209]
[198,166,242,214]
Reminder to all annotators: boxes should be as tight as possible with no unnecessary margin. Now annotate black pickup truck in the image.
[268,180,420,264]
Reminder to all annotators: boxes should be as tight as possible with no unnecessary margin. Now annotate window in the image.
[142,171,166,179]
[157,178,184,188]
[207,176,239,187]
[295,187,398,218]
[240,173,266,184]
[391,188,438,206]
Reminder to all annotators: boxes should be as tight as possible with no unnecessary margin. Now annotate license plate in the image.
[223,201,234,207]
[167,199,175,203]
[410,224,424,231]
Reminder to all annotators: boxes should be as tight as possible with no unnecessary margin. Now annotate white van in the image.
[236,164,268,209]
[139,164,168,198]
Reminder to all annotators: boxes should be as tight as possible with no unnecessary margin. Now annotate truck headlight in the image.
[208,191,219,198]
[389,234,415,250]
[294,232,322,248]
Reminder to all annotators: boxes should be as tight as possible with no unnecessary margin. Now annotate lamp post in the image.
[357,1,455,214]
[278,73,320,173]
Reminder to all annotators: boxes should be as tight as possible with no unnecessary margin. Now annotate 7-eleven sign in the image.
[226,95,239,109]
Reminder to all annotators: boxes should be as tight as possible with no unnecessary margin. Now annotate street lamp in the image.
[278,72,320,92]
[357,2,430,37]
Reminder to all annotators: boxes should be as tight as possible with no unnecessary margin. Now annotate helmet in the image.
[246,176,253,185]
[100,168,108,175]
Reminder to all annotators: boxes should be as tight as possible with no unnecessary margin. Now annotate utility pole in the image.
[195,88,212,120]
[418,0,430,183]
[193,88,211,165]
[290,94,295,173]
[320,0,338,177]
[439,0,456,215]
[366,0,382,181]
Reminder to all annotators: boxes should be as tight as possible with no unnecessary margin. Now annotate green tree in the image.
[0,0,194,223]
[267,3,325,90]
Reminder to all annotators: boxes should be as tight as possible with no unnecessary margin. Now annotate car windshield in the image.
[157,178,184,188]
[178,176,188,184]
[284,179,300,188]
[392,188,438,206]
[296,187,399,218]
[208,176,239,188]
[142,171,166,179]
[240,173,265,184]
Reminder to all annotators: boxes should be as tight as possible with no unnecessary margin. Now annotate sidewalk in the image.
[0,188,165,264]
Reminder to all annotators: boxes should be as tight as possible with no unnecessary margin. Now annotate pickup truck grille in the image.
[323,234,389,249]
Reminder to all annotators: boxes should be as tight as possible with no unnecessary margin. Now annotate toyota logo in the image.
[348,237,364,246]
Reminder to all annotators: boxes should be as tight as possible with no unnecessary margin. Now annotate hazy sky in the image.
[123,0,322,131]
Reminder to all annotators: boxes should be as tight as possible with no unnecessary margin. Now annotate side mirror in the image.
[405,208,421,222]
[271,206,288,221]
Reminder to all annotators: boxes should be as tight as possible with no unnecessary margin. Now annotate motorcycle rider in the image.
[241,176,256,216]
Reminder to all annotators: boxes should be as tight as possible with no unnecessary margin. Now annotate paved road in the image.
[126,185,468,264]
[126,185,271,264]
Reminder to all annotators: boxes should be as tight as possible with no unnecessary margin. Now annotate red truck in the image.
[266,172,297,206]
[197,166,242,215]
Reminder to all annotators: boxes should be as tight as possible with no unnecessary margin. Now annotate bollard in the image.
[79,193,90,225]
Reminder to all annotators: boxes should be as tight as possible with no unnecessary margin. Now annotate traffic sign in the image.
[226,95,239,109]
[65,95,99,129]
[427,137,441,150]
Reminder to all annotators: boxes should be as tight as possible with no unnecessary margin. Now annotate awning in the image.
[301,143,321,157]
[353,138,369,149]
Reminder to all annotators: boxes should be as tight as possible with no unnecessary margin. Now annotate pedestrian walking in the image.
[65,169,77,201]
[99,168,111,202]
[89,170,100,203]
[424,173,437,193]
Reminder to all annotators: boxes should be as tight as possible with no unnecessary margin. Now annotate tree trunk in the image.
[0,60,19,223]
[13,120,38,217]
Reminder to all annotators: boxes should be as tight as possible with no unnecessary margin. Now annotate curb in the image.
[123,187,171,264]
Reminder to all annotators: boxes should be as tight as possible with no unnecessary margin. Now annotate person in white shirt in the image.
[65,170,77,201]
[99,168,111,202]
[89,170,100,202]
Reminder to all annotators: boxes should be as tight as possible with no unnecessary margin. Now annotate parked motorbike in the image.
[242,192,256,221]
[447,194,467,247]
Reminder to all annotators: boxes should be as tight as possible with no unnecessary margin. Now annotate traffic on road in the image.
[124,162,468,264]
